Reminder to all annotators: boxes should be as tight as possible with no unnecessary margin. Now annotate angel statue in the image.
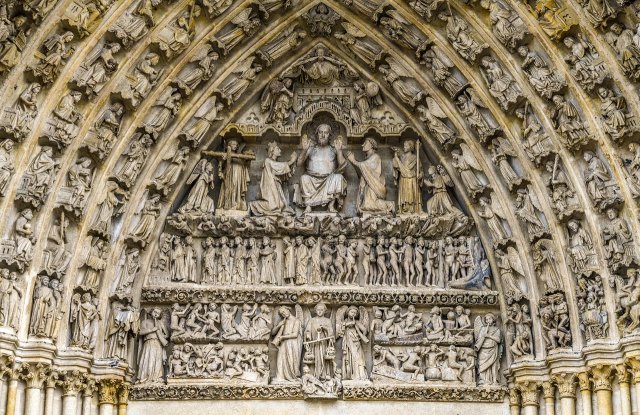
[379,57,425,108]
[423,165,464,218]
[416,97,458,146]
[180,95,225,147]
[294,124,347,214]
[178,159,216,215]
[455,88,498,142]
[334,22,384,68]
[420,46,465,97]
[211,8,261,54]
[451,144,487,198]
[495,247,527,302]
[175,44,219,95]
[304,303,336,381]
[474,313,502,385]
[439,13,488,62]
[336,305,369,381]
[104,296,139,361]
[515,187,547,241]
[489,137,523,191]
[478,195,511,245]
[218,55,263,105]
[533,239,563,292]
[250,142,297,216]
[257,26,307,66]
[272,305,303,382]
[72,42,121,96]
[260,78,294,125]
[151,144,190,196]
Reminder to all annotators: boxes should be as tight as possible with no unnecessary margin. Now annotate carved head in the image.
[227,139,239,151]
[606,208,617,220]
[279,306,291,318]
[267,141,281,159]
[484,312,496,325]
[347,306,358,319]
[563,37,575,47]
[362,136,378,152]
[316,124,332,145]
[583,151,594,162]
[517,45,529,58]
[567,219,579,232]
[314,303,327,317]
[455,306,464,315]
[552,95,564,105]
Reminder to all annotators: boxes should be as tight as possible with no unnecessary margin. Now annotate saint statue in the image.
[304,303,335,380]
[136,308,168,384]
[474,313,502,385]
[202,139,254,212]
[345,136,394,215]
[294,124,347,213]
[272,305,303,382]
[392,140,423,214]
[250,142,297,216]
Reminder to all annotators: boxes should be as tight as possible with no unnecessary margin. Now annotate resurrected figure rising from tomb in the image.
[294,124,347,214]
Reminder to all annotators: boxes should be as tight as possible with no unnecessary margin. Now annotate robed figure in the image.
[272,305,303,382]
[304,303,335,380]
[336,305,369,381]
[393,140,422,214]
[295,124,347,213]
[136,308,168,384]
[345,137,394,215]
[250,142,297,216]
[474,313,502,385]
[179,159,216,214]
[216,139,252,211]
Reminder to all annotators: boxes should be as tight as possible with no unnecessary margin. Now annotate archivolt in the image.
[0,0,639,385]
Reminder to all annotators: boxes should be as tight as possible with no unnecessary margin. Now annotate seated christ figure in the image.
[294,124,347,213]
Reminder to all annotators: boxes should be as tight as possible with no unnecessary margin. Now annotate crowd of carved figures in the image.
[129,301,501,395]
[149,233,486,289]
[1,0,640,406]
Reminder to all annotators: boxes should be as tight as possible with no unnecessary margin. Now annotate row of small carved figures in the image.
[152,233,482,288]
[167,341,477,385]
[168,302,474,346]
[166,211,472,238]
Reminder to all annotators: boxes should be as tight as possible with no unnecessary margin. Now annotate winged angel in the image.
[495,246,527,301]
[515,186,548,241]
[455,88,498,142]
[336,305,369,381]
[178,159,216,215]
[477,194,511,245]
[417,96,458,146]
[218,55,263,105]
[334,22,384,68]
[451,143,487,197]
[272,305,303,382]
[379,57,425,108]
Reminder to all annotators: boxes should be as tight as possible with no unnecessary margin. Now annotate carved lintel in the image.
[552,373,576,399]
[141,287,499,306]
[590,365,613,392]
[99,379,121,405]
[518,381,539,407]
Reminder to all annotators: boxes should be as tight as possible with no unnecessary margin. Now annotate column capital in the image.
[19,362,51,389]
[99,379,121,405]
[117,383,130,404]
[83,378,97,398]
[542,381,555,399]
[590,365,614,392]
[577,372,591,391]
[626,357,640,384]
[518,381,540,407]
[61,370,86,396]
[616,364,631,385]
[553,372,577,398]
[45,371,59,388]
[509,388,521,407]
